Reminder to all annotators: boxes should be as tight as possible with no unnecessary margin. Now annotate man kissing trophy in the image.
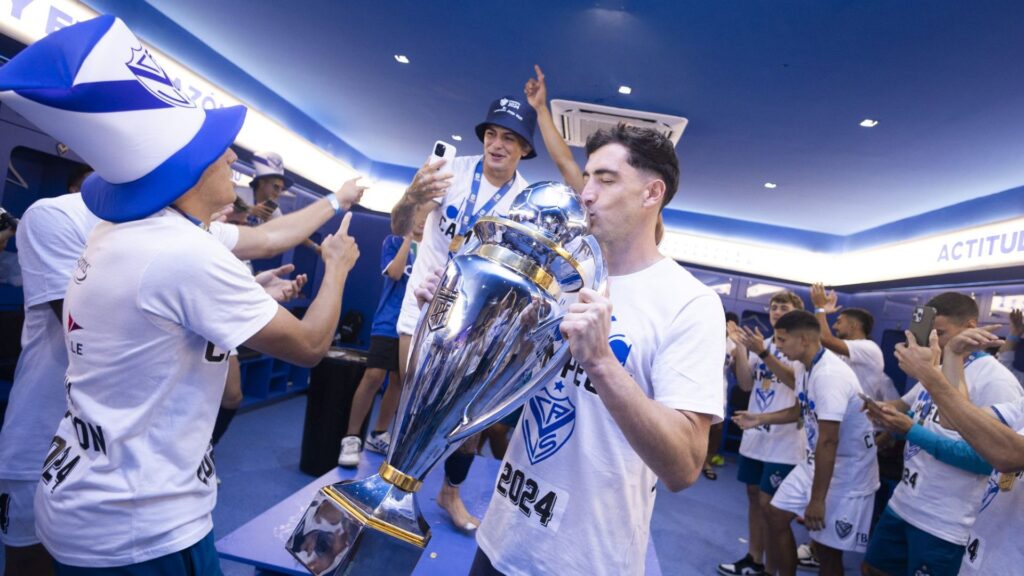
[287,181,606,575]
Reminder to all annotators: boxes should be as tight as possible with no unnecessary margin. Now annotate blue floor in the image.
[1,394,863,574]
[210,394,864,575]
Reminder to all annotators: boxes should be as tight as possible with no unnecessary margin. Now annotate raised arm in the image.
[739,326,796,388]
[391,160,451,236]
[895,330,1024,473]
[244,213,359,367]
[524,65,584,192]
[810,283,849,357]
[231,178,366,261]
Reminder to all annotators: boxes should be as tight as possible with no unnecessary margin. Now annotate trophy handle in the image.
[444,236,606,443]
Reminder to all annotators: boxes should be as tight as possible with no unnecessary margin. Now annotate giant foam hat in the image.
[0,15,246,222]
[475,96,537,160]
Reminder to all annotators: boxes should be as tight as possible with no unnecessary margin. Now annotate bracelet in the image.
[325,194,341,214]
[758,349,769,359]
[814,307,826,314]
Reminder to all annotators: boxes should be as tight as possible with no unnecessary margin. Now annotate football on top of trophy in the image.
[506,181,589,245]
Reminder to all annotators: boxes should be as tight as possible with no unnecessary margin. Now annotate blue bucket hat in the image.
[475,96,537,160]
[0,15,246,222]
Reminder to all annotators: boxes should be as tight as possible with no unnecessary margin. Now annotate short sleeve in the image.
[207,222,240,251]
[380,235,403,275]
[651,293,726,423]
[902,382,924,406]
[846,339,883,372]
[813,366,854,422]
[992,397,1024,430]
[969,358,1024,407]
[138,236,278,351]
[16,203,89,308]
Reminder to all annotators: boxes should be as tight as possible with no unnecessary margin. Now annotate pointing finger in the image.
[338,212,353,236]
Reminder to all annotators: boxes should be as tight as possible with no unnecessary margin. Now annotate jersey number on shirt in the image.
[41,436,80,492]
[901,467,919,491]
[495,462,557,527]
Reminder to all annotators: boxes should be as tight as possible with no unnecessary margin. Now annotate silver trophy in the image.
[287,182,606,575]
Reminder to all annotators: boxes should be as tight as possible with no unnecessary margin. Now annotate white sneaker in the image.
[797,542,820,571]
[338,436,362,467]
[365,431,391,455]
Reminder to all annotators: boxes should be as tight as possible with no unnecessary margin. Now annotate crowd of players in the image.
[0,15,1022,576]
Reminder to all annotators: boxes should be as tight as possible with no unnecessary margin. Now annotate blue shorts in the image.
[736,455,795,495]
[54,530,221,575]
[863,507,965,576]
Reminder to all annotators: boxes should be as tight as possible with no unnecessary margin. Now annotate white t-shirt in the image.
[996,349,1024,387]
[793,349,878,497]
[34,209,278,567]
[396,155,528,336]
[476,258,725,576]
[959,426,1024,575]
[840,339,886,396]
[888,354,1024,545]
[0,203,240,485]
[738,337,805,465]
[0,194,100,481]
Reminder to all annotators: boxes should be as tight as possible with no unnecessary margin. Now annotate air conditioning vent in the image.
[550,99,688,148]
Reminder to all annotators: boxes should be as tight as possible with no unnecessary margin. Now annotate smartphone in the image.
[857,391,879,409]
[261,199,279,211]
[909,305,937,346]
[430,140,457,165]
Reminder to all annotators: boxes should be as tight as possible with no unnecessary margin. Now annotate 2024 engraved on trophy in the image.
[287,181,606,575]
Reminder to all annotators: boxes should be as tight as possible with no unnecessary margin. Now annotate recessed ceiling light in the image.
[860,119,878,127]
[451,134,462,141]
[764,182,777,189]
[618,85,632,95]
[393,54,410,64]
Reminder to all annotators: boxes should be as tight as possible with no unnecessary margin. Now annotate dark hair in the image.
[725,311,740,324]
[770,291,805,310]
[926,292,979,323]
[585,124,679,207]
[774,310,821,334]
[840,308,875,336]
[67,167,93,192]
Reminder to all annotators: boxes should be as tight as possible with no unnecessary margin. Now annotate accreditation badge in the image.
[998,472,1017,492]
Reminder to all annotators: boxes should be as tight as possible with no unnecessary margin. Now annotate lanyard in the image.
[169,205,205,230]
[802,347,827,391]
[963,350,989,369]
[459,161,514,236]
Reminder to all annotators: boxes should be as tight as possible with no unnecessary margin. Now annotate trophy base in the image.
[286,474,430,575]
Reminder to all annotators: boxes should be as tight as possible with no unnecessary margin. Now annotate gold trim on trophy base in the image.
[474,216,584,277]
[323,485,429,548]
[379,462,423,493]
[476,244,558,297]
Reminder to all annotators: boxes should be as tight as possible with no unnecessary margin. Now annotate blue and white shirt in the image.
[370,235,416,338]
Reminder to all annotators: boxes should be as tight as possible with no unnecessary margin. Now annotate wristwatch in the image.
[758,349,769,359]
[814,307,826,314]
[325,194,341,214]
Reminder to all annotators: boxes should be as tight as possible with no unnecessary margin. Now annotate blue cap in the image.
[475,96,537,160]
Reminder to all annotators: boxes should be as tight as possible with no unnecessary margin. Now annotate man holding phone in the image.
[861,292,1023,576]
[389,96,537,530]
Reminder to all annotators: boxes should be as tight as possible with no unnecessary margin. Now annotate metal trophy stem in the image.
[287,182,606,575]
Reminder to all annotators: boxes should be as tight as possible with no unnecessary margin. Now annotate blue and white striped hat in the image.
[0,15,246,222]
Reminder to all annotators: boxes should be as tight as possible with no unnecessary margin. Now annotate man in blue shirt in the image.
[338,212,425,466]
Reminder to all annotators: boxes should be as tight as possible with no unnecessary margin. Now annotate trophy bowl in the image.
[287,181,606,575]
